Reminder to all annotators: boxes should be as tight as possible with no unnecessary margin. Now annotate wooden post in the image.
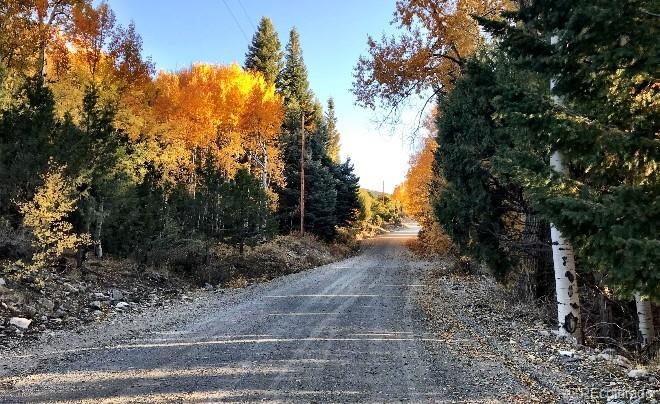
[300,112,305,235]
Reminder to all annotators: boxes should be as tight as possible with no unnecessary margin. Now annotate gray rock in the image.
[24,305,37,318]
[110,289,124,301]
[89,300,103,310]
[597,351,633,369]
[627,369,649,379]
[91,292,109,301]
[62,283,78,293]
[38,298,55,312]
[9,317,31,330]
[204,283,214,291]
[115,302,130,311]
[0,278,5,286]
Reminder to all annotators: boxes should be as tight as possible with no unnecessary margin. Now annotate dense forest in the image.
[370,0,659,350]
[0,1,408,284]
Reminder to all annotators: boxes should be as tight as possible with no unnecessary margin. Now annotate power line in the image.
[221,0,249,43]
[236,0,256,31]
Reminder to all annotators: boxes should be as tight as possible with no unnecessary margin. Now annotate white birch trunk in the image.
[635,292,655,347]
[549,35,582,343]
[94,200,104,258]
[550,210,582,342]
[261,141,269,189]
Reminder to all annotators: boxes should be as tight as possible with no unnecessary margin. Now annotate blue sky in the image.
[107,0,418,192]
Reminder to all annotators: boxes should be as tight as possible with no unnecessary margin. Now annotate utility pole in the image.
[382,181,385,204]
[300,112,305,235]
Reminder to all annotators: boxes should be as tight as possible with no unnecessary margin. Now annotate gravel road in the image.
[0,226,532,403]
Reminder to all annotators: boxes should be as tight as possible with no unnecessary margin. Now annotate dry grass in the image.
[407,221,454,257]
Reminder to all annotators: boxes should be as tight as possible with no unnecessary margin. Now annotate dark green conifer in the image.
[244,16,283,85]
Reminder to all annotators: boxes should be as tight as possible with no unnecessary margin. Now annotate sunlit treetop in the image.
[353,0,514,116]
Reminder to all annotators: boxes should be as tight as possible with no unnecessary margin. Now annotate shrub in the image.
[18,165,91,270]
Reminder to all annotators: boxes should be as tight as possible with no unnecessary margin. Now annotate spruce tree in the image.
[277,28,316,232]
[334,159,360,227]
[224,168,276,255]
[325,98,341,163]
[480,0,660,298]
[279,27,315,132]
[244,16,283,85]
[433,56,514,279]
[67,86,125,258]
[303,159,337,240]
[280,28,311,107]
[0,78,57,223]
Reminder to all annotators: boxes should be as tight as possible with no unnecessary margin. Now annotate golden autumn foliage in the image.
[19,165,91,269]
[402,135,438,223]
[353,0,514,112]
[154,64,284,185]
[395,111,453,254]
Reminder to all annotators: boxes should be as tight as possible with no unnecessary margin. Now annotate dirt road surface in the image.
[0,226,535,403]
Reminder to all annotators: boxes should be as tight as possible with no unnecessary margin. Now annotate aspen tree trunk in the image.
[261,141,268,189]
[94,200,104,258]
[549,35,582,343]
[37,1,64,78]
[635,293,655,347]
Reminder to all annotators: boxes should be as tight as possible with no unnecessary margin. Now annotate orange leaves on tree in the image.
[403,135,438,224]
[397,124,453,253]
[353,0,514,112]
[154,63,284,183]
[69,1,116,78]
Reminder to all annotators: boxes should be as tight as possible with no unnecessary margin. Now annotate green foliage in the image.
[224,168,276,254]
[325,98,341,163]
[357,189,401,228]
[357,189,372,222]
[334,159,361,227]
[244,17,283,85]
[275,28,360,241]
[0,78,57,223]
[303,159,337,240]
[59,86,127,255]
[275,125,343,241]
[280,27,313,111]
[479,0,660,297]
[433,56,518,278]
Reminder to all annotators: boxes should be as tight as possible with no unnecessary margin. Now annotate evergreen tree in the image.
[303,159,337,240]
[333,159,360,227]
[224,168,276,255]
[280,27,311,107]
[63,86,126,258]
[434,56,514,279]
[0,78,56,223]
[279,27,315,132]
[308,99,329,161]
[480,0,660,297]
[244,16,283,85]
[277,28,320,233]
[196,151,229,239]
[119,162,173,259]
[432,53,551,280]
[325,98,341,163]
[276,126,303,233]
